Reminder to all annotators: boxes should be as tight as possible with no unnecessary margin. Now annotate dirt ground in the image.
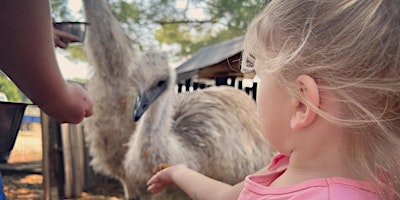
[2,171,124,200]
[1,123,125,200]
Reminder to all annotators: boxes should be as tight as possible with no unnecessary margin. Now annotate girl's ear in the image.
[290,75,320,131]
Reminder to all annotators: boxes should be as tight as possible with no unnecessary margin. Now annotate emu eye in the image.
[141,101,149,109]
[157,80,166,87]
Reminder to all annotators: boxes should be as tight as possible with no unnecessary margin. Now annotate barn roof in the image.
[175,36,244,82]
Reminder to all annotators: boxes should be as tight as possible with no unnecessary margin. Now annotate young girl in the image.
[147,0,400,199]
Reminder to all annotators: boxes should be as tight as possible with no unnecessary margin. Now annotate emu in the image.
[124,51,273,200]
[82,0,273,199]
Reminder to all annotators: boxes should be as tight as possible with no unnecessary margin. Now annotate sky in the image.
[56,51,90,80]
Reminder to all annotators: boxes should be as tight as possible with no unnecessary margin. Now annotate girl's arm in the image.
[0,0,93,124]
[147,164,251,200]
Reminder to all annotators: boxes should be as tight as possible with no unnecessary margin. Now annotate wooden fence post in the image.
[42,111,86,199]
[61,123,85,198]
[41,112,61,200]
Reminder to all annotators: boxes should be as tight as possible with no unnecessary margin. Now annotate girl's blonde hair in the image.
[242,0,400,198]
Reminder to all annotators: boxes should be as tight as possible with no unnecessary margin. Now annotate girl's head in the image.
[242,0,400,198]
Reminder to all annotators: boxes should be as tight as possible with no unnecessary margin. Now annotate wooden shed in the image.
[175,36,257,99]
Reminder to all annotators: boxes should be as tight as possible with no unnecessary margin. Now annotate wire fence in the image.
[7,105,42,164]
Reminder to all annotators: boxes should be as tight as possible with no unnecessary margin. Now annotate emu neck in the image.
[82,0,135,78]
[138,87,174,138]
[134,84,186,164]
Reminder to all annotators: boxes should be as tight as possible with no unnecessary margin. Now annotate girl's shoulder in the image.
[242,175,378,200]
[240,153,379,200]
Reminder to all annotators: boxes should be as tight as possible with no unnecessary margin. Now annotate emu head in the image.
[131,51,174,121]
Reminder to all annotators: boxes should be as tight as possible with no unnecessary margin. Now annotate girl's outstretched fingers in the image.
[147,170,171,194]
[147,164,187,194]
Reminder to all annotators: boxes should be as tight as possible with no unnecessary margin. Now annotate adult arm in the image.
[0,1,93,123]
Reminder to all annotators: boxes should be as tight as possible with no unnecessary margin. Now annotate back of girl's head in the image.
[242,0,400,198]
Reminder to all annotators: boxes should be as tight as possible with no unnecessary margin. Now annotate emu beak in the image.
[132,80,168,121]
[132,92,148,121]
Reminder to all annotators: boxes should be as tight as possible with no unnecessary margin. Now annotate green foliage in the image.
[109,1,142,25]
[51,0,270,59]
[146,0,269,56]
[65,45,87,61]
[50,0,76,21]
[0,72,22,102]
[70,77,88,84]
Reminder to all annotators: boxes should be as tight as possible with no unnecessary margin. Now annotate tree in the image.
[0,72,23,102]
[51,0,269,61]
[154,0,269,56]
[109,0,269,57]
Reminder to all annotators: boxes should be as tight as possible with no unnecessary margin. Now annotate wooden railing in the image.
[41,112,87,199]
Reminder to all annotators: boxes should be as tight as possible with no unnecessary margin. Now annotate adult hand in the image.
[38,82,94,124]
[53,28,79,49]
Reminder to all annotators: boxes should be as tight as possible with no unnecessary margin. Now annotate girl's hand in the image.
[147,164,187,194]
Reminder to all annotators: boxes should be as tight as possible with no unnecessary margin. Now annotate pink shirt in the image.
[238,154,379,200]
